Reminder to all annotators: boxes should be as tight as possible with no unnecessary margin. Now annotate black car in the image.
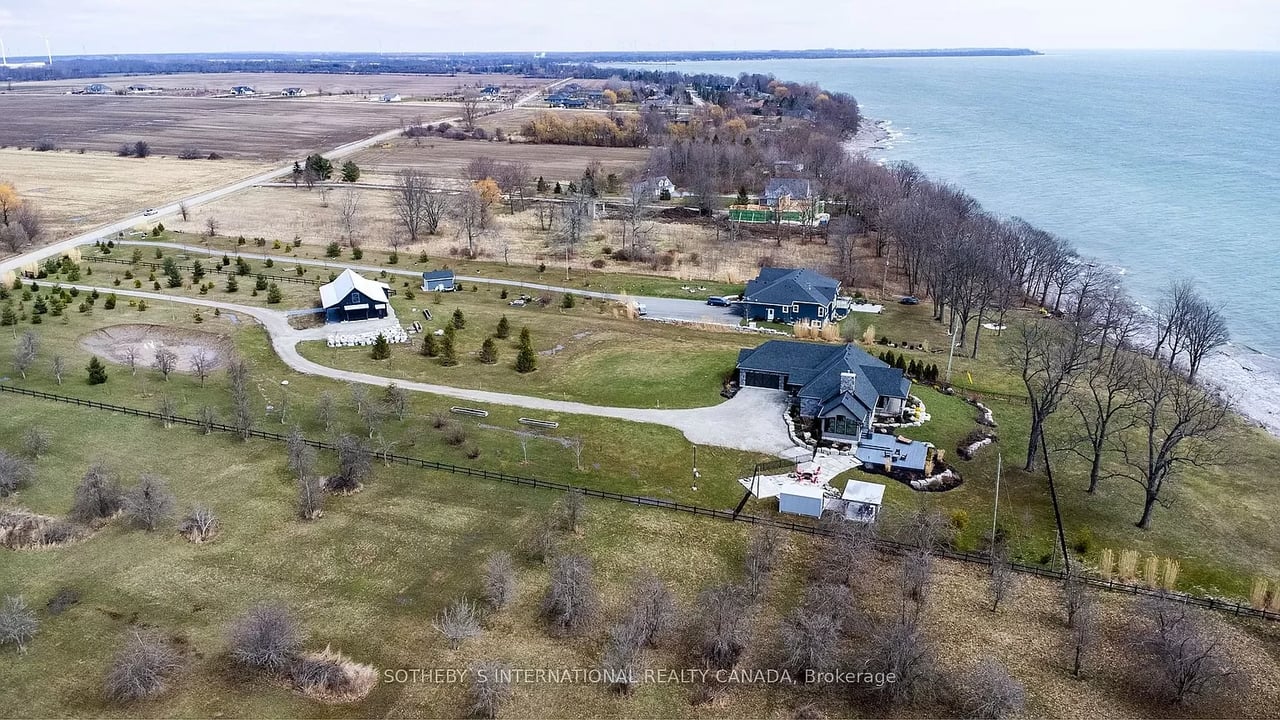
[899,296,920,305]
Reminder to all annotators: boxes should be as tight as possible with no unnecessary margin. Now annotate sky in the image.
[1,0,1278,58]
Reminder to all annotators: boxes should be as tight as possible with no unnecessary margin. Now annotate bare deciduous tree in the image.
[103,630,180,702]
[467,660,513,719]
[521,516,557,564]
[204,215,218,238]
[460,90,482,130]
[71,462,123,522]
[988,542,1017,613]
[21,427,51,459]
[433,597,483,649]
[197,405,218,435]
[190,349,214,387]
[285,426,315,481]
[618,570,677,649]
[336,188,361,245]
[316,391,337,435]
[557,489,585,533]
[123,474,176,531]
[869,614,935,706]
[1151,280,1196,363]
[1134,600,1232,705]
[1065,572,1096,678]
[1179,296,1230,382]
[123,346,139,376]
[695,584,750,669]
[780,603,841,676]
[383,383,408,421]
[482,551,515,610]
[0,450,33,497]
[156,394,177,428]
[178,201,189,221]
[0,595,38,652]
[331,434,371,492]
[227,356,253,440]
[1011,320,1092,471]
[296,476,325,520]
[1121,363,1229,529]
[12,330,37,379]
[51,355,65,385]
[392,169,448,243]
[1070,349,1142,493]
[452,186,488,257]
[542,553,598,637]
[227,603,302,672]
[178,505,220,543]
[958,656,1026,719]
[152,345,178,381]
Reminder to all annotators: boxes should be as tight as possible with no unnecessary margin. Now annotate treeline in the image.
[520,113,648,148]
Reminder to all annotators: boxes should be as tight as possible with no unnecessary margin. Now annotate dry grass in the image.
[350,134,650,186]
[1,148,269,239]
[161,186,856,287]
[6,72,540,98]
[0,95,457,160]
[290,646,378,704]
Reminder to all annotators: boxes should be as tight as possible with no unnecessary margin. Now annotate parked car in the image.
[899,296,920,305]
[635,303,648,316]
[142,208,158,216]
[508,299,527,307]
[706,296,730,307]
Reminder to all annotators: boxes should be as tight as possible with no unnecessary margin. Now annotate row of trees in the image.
[0,182,43,254]
[520,113,648,148]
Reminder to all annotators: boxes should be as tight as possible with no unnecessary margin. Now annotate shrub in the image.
[482,552,515,610]
[70,463,123,522]
[542,554,599,637]
[590,258,606,269]
[467,660,513,719]
[433,598,483,649]
[949,509,970,534]
[443,424,467,446]
[103,631,180,702]
[1072,526,1094,555]
[227,604,301,672]
[0,595,38,652]
[123,474,175,531]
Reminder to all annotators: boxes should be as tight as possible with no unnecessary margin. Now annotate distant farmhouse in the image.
[280,87,307,97]
[480,84,501,95]
[230,85,256,96]
[740,268,840,324]
[736,341,910,443]
[421,269,456,292]
[631,175,676,199]
[82,83,112,95]
[319,269,391,323]
[379,93,402,103]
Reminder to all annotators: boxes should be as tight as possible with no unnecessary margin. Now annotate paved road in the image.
[60,284,798,456]
[111,239,745,326]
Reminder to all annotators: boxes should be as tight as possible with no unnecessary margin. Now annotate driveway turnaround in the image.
[58,285,800,457]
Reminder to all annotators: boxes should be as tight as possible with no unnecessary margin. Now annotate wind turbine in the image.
[1,37,8,67]
[43,36,52,65]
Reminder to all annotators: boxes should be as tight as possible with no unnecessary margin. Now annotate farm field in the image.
[2,391,1279,718]
[0,94,458,160]
[3,72,541,97]
[349,134,651,186]
[0,149,270,241]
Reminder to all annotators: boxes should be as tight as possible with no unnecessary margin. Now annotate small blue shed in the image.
[422,269,456,292]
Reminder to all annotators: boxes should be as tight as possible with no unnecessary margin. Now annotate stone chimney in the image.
[839,372,857,395]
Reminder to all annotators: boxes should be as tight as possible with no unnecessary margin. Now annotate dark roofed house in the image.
[764,178,813,207]
[741,267,840,324]
[230,85,256,96]
[736,340,912,444]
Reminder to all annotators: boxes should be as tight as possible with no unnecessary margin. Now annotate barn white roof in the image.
[319,269,389,308]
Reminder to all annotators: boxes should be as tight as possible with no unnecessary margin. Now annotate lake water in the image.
[618,52,1280,359]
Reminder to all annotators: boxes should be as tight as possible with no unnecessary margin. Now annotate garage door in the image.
[743,371,784,389]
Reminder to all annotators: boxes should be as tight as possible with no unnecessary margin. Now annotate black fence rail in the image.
[3,382,1277,624]
[86,254,323,287]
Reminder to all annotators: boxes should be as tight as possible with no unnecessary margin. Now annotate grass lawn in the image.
[299,290,746,409]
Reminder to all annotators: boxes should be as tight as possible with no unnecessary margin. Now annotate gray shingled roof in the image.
[764,178,813,199]
[743,268,840,307]
[737,340,910,422]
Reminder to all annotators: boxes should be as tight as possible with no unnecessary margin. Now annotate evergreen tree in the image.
[370,333,391,360]
[553,181,562,194]
[254,275,268,291]
[191,259,206,281]
[421,333,439,357]
[536,176,548,192]
[560,293,575,309]
[163,257,183,288]
[340,160,361,182]
[104,294,117,310]
[32,296,48,315]
[451,308,466,330]
[736,186,750,205]
[305,153,334,180]
[478,337,498,364]
[266,283,282,304]
[87,356,108,385]
[225,276,239,293]
[0,303,16,326]
[495,315,510,339]
[221,254,231,267]
[515,344,537,373]
[519,326,532,350]
[440,327,458,366]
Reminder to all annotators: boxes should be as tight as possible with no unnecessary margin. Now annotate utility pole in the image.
[945,317,958,383]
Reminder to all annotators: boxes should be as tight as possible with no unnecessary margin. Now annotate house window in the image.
[791,303,801,314]
[351,292,361,303]
[817,306,826,318]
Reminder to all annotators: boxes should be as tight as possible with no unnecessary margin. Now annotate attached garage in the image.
[741,370,786,389]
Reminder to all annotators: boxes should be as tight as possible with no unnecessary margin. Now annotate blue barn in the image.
[319,269,391,323]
